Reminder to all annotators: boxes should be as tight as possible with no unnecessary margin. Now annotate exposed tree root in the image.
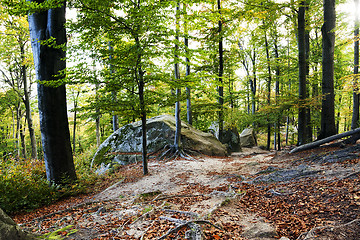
[158,144,194,161]
[157,220,222,240]
[296,219,360,240]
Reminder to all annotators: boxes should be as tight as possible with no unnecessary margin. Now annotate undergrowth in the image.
[0,145,111,214]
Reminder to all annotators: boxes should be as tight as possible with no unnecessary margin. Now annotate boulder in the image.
[0,208,36,240]
[208,123,241,152]
[92,115,227,167]
[240,127,256,147]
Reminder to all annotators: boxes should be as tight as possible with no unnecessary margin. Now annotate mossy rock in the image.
[92,115,228,168]
[0,208,37,240]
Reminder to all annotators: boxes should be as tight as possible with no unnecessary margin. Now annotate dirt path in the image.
[18,145,360,239]
[77,147,282,239]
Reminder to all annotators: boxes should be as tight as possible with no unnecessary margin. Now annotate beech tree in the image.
[28,1,77,184]
[351,0,360,130]
[297,0,312,145]
[318,0,336,139]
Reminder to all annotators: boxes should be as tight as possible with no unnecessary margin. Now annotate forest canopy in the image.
[0,0,358,180]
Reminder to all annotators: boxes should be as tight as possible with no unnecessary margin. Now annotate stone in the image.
[0,208,36,240]
[279,237,290,240]
[240,127,256,147]
[208,123,241,152]
[92,115,227,168]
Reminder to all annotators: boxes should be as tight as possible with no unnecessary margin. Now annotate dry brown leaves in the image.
[228,176,360,239]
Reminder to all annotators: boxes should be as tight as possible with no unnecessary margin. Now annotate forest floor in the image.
[12,143,360,240]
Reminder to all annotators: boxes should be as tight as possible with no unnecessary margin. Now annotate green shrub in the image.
[0,145,103,214]
[0,158,59,213]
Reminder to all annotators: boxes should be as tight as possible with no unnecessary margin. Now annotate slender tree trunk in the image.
[184,4,192,126]
[21,44,37,159]
[274,41,281,150]
[72,91,80,153]
[251,50,257,116]
[138,69,148,175]
[95,76,101,146]
[352,0,360,129]
[264,32,272,150]
[174,2,181,151]
[20,122,27,159]
[305,28,313,141]
[109,42,118,132]
[28,2,76,184]
[15,105,21,157]
[298,0,309,145]
[218,0,224,143]
[319,0,336,139]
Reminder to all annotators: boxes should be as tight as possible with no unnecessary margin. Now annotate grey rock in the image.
[92,115,227,168]
[240,127,256,147]
[208,123,241,152]
[0,208,36,240]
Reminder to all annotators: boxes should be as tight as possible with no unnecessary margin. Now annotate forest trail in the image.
[16,145,360,239]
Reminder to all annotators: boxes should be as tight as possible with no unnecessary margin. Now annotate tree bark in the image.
[264,32,272,150]
[95,82,101,147]
[184,4,192,126]
[28,2,77,184]
[251,49,257,115]
[274,40,281,150]
[72,90,80,153]
[109,42,118,132]
[298,0,310,145]
[352,0,360,130]
[174,2,181,151]
[21,44,37,159]
[319,0,336,139]
[290,127,360,154]
[218,0,224,143]
[138,69,148,175]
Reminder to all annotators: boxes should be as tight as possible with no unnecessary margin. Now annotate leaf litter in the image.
[11,145,360,239]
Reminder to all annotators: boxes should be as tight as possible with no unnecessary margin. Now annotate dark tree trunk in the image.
[184,4,192,126]
[21,45,37,159]
[298,0,311,145]
[28,3,77,184]
[138,69,148,175]
[305,27,313,141]
[352,0,360,130]
[95,82,101,147]
[251,50,257,115]
[72,91,80,153]
[109,43,118,132]
[264,32,272,151]
[319,0,336,139]
[217,0,224,143]
[274,40,281,150]
[20,122,27,159]
[174,2,181,151]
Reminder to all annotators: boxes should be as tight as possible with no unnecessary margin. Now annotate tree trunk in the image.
[109,42,119,132]
[184,4,192,126]
[138,69,148,175]
[174,2,181,151]
[217,0,224,143]
[72,91,80,153]
[290,127,360,154]
[319,0,336,139]
[21,44,37,159]
[95,80,101,147]
[352,0,360,129]
[20,123,27,159]
[28,2,77,184]
[274,40,281,150]
[298,0,310,145]
[264,32,272,150]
